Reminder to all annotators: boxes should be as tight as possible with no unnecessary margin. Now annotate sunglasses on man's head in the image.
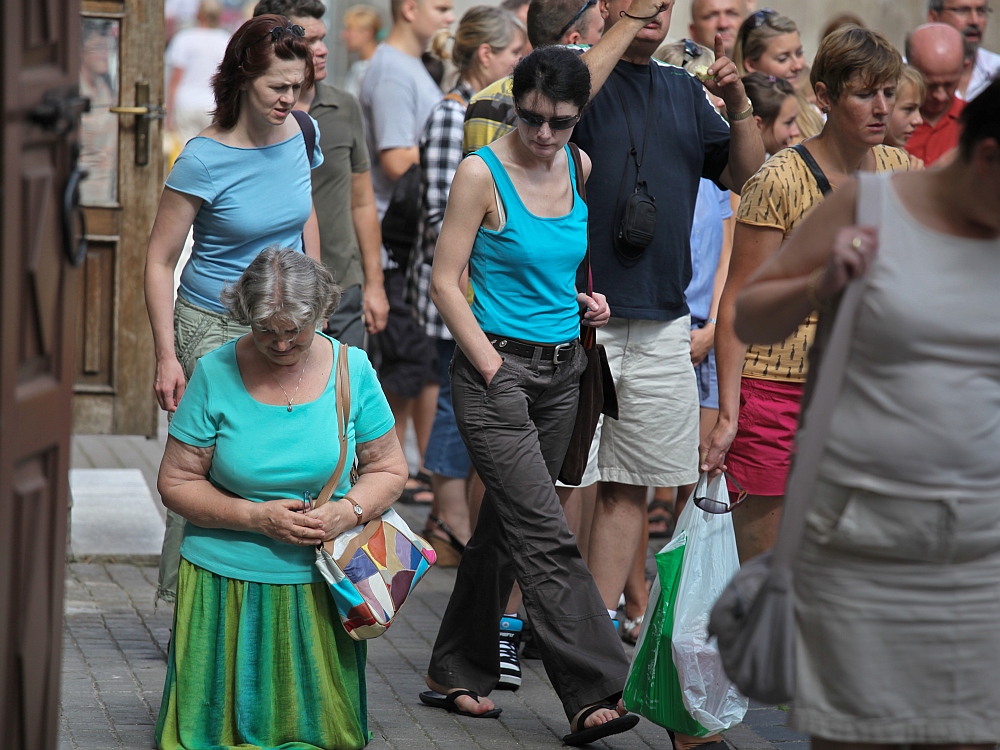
[248,23,306,50]
[514,105,581,131]
[557,0,598,41]
[683,38,703,61]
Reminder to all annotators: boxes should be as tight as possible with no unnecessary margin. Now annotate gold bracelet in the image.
[727,99,754,122]
[805,268,831,312]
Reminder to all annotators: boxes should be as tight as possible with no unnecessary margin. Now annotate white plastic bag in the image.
[671,474,747,733]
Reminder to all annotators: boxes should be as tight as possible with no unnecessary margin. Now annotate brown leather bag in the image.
[558,144,619,486]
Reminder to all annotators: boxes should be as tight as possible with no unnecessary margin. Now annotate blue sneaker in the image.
[498,616,523,691]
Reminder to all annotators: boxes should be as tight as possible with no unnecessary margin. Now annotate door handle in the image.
[111,82,163,166]
[64,142,89,267]
[30,87,90,135]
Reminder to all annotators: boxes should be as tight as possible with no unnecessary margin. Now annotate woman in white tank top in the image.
[731,81,1000,749]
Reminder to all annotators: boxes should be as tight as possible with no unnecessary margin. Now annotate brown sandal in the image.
[422,514,465,568]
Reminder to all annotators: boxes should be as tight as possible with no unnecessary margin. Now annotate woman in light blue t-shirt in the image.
[145,15,324,604]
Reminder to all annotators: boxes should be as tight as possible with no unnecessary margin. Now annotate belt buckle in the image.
[553,342,573,364]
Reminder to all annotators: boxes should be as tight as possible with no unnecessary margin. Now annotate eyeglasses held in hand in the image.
[693,472,749,514]
[249,23,306,50]
[557,0,598,42]
[514,105,581,131]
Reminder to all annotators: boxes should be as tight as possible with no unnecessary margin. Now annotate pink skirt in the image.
[725,377,803,497]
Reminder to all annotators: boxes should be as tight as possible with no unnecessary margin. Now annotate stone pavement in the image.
[64,429,808,750]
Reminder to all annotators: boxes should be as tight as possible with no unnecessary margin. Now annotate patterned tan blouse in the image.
[736,144,910,382]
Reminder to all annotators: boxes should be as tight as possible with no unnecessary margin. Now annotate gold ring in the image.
[851,237,862,250]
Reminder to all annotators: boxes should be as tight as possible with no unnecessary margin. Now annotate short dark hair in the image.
[252,0,326,19]
[959,78,1000,159]
[212,14,315,130]
[512,46,590,112]
[526,0,593,48]
[811,25,901,103]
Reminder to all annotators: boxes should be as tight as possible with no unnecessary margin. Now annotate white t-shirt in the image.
[166,26,231,114]
[962,47,1000,101]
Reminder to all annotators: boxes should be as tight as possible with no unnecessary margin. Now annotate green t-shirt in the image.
[169,333,394,584]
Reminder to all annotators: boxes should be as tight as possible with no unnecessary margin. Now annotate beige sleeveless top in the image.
[819,174,1000,498]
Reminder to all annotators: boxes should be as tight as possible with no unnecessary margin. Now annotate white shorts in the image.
[595,316,700,487]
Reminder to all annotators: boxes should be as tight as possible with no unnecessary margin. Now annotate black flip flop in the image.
[418,690,502,719]
[563,704,640,746]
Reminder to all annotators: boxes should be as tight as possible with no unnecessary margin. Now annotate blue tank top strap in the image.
[473,144,579,218]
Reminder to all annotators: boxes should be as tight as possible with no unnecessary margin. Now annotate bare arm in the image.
[157,436,327,545]
[144,187,201,411]
[305,430,408,540]
[351,171,388,334]
[430,156,504,384]
[304,204,320,261]
[735,180,875,344]
[690,207,735,365]
[581,0,667,97]
[703,35,766,193]
[699,221,784,474]
[380,147,419,182]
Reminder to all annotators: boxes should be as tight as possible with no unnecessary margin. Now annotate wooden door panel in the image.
[2,0,81,747]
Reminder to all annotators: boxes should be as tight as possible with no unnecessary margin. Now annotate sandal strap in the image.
[647,499,674,514]
[572,703,617,733]
[426,514,467,554]
[446,689,479,707]
[622,614,644,631]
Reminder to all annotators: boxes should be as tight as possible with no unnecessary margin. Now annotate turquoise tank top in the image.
[470,144,588,344]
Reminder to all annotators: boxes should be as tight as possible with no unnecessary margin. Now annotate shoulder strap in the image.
[568,143,596,350]
[315,343,353,509]
[291,109,316,166]
[771,173,882,569]
[792,143,832,196]
[444,91,469,108]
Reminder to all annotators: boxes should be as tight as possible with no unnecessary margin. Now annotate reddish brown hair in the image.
[211,14,315,129]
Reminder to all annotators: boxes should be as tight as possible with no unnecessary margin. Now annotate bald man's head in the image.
[689,0,746,57]
[906,23,966,120]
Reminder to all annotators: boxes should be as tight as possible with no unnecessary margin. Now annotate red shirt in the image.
[906,96,965,166]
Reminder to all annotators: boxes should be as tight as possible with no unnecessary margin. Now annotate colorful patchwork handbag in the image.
[313,344,437,640]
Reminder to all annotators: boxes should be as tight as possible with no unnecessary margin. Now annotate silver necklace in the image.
[267,348,311,411]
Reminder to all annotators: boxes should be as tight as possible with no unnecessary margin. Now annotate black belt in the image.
[485,333,576,364]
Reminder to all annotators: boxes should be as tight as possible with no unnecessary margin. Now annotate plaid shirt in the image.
[408,82,474,340]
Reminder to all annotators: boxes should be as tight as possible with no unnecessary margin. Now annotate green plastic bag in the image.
[623,532,710,736]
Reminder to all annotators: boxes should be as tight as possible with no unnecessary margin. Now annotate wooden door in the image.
[72,0,163,436]
[0,1,85,747]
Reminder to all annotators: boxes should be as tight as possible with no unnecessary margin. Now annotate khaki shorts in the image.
[595,316,700,487]
[158,297,251,603]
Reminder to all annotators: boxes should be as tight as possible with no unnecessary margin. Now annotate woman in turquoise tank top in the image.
[419,48,640,747]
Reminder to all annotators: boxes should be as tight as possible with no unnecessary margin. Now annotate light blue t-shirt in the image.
[685,179,733,322]
[469,145,587,345]
[169,333,394,584]
[166,119,324,313]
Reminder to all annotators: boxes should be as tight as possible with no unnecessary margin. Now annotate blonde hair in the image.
[429,5,524,75]
[653,39,716,71]
[733,12,799,76]
[343,4,382,34]
[899,64,927,103]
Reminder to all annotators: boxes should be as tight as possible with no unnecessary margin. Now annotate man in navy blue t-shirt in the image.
[571,0,764,645]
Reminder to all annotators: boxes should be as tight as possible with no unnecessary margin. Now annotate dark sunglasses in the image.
[683,38,703,61]
[693,473,748,515]
[557,0,598,41]
[738,8,777,48]
[514,105,581,131]
[248,23,306,50]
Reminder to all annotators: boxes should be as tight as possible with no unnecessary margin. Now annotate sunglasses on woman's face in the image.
[514,105,581,131]
[249,23,306,50]
[693,472,749,514]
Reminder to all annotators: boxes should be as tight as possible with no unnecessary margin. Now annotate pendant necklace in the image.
[268,349,311,412]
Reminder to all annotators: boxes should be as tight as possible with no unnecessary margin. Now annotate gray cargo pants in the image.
[427,342,630,721]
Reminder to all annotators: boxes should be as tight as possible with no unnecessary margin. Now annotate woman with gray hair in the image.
[154,247,407,750]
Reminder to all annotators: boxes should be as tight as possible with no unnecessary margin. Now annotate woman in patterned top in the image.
[407,6,525,566]
[702,26,910,562]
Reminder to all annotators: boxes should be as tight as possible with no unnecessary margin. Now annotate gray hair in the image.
[221,246,341,330]
[928,0,945,12]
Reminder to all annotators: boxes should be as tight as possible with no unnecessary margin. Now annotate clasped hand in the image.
[254,498,356,546]
[578,291,610,328]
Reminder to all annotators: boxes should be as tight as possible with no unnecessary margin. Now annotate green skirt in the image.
[155,558,370,750]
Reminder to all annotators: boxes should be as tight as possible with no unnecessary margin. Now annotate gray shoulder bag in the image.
[707,171,882,704]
